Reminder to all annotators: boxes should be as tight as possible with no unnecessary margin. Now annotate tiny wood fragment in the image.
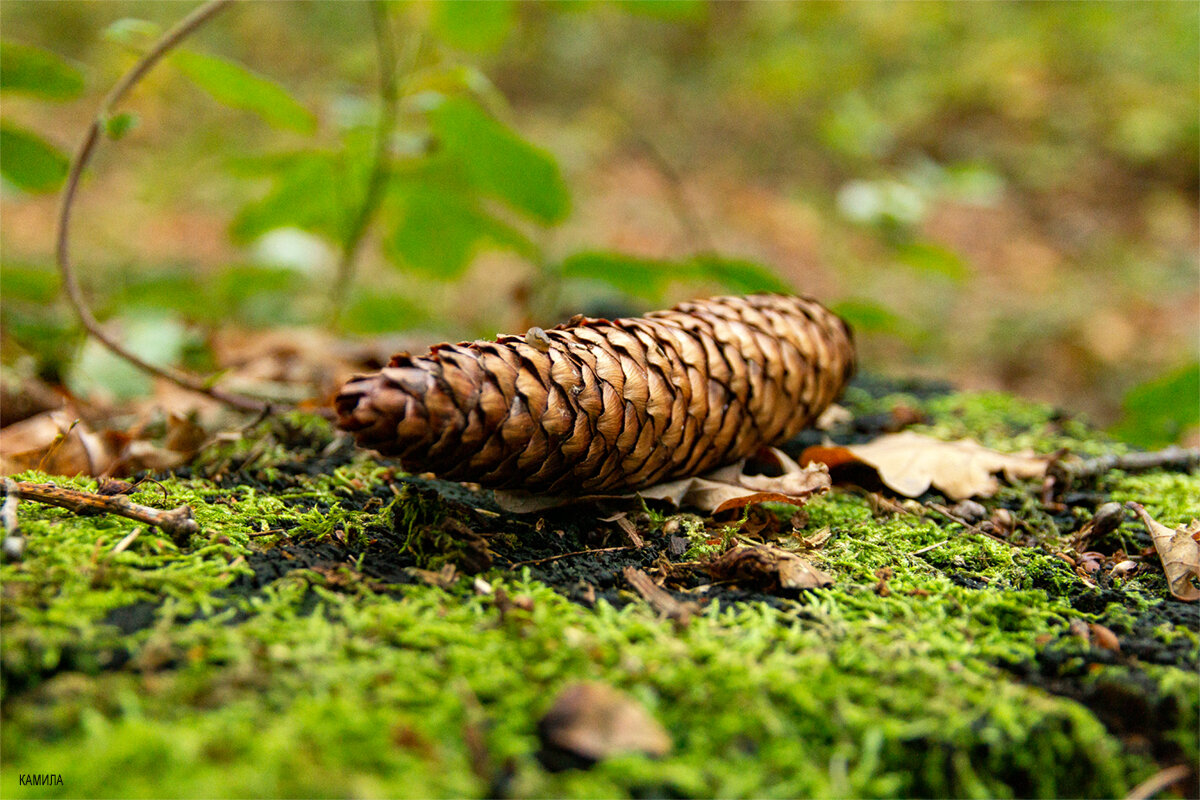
[337,294,854,493]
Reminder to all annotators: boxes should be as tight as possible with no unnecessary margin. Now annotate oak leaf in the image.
[802,431,1049,499]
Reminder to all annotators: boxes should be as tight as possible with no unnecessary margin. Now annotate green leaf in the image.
[384,181,533,279]
[230,150,353,244]
[428,97,569,224]
[0,263,60,304]
[895,241,969,282]
[559,252,791,301]
[341,293,430,336]
[103,111,139,140]
[829,300,904,334]
[171,49,316,134]
[431,0,515,53]
[617,0,708,22]
[1111,362,1200,447]
[0,122,69,192]
[559,252,681,302]
[0,40,84,99]
[691,256,793,294]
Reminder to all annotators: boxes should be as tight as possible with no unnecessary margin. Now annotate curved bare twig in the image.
[55,0,272,412]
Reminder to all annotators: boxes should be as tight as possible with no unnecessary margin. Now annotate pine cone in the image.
[335,294,855,494]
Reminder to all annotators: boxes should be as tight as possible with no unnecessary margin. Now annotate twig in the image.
[55,0,272,413]
[624,566,699,627]
[328,0,402,326]
[1123,763,1192,800]
[911,539,948,555]
[508,546,632,568]
[1053,446,1200,482]
[2,481,199,544]
[926,502,1010,545]
[109,526,144,556]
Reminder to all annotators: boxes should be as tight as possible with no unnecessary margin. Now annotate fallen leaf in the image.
[1127,503,1200,602]
[495,448,831,514]
[0,410,114,476]
[802,431,1049,500]
[1088,623,1120,652]
[537,682,672,770]
[707,544,833,591]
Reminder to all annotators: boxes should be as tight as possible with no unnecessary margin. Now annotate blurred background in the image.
[2,1,1197,447]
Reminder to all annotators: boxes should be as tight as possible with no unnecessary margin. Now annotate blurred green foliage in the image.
[0,39,82,192]
[1111,362,1200,449]
[0,1,1195,439]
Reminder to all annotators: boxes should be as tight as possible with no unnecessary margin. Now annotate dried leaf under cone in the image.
[336,294,855,493]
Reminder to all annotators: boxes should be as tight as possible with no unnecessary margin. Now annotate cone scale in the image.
[336,294,855,493]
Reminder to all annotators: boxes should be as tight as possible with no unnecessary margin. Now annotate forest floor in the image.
[2,377,1197,799]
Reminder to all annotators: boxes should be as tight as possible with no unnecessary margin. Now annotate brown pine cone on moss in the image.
[335,293,855,494]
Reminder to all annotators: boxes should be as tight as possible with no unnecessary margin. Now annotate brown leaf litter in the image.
[1127,502,1200,602]
[537,681,672,770]
[802,431,1049,499]
[495,448,830,514]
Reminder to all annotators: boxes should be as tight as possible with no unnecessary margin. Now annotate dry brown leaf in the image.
[0,410,114,476]
[537,682,671,768]
[802,431,1049,499]
[495,448,830,514]
[1128,503,1200,602]
[707,544,833,591]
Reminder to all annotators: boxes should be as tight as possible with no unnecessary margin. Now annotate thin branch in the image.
[1123,764,1192,800]
[328,0,402,326]
[508,546,633,568]
[3,481,200,544]
[55,0,272,413]
[1053,446,1200,482]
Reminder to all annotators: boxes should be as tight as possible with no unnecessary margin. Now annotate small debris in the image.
[1089,623,1121,652]
[623,567,699,628]
[408,563,458,589]
[614,515,644,548]
[950,499,986,523]
[707,545,833,592]
[665,536,688,558]
[1071,502,1126,552]
[536,682,672,771]
[1110,560,1138,579]
[874,567,893,597]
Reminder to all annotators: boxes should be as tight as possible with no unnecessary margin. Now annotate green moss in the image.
[2,392,1196,798]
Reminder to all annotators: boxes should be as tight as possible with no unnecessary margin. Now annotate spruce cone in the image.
[336,294,855,494]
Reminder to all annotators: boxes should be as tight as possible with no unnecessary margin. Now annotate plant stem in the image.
[55,0,272,413]
[327,0,401,327]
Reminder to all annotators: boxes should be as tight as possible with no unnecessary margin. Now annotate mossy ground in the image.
[2,380,1197,798]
